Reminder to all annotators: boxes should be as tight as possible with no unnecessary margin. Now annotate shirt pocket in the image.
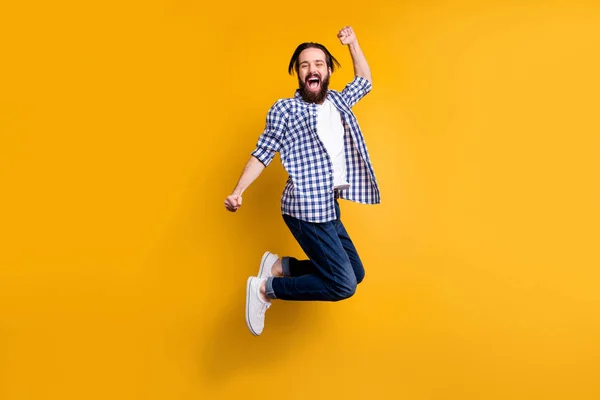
[282,109,312,149]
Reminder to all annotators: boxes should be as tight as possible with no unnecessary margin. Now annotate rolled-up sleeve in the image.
[341,76,372,108]
[251,100,287,167]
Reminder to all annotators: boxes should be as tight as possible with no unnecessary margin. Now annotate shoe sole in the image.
[257,251,271,279]
[245,277,259,336]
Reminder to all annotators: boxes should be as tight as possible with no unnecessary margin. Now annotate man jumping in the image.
[224,26,380,336]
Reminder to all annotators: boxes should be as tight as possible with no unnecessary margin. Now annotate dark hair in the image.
[288,42,341,75]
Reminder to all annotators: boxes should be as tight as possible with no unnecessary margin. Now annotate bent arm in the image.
[225,101,286,212]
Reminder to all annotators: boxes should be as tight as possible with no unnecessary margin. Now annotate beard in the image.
[298,72,330,104]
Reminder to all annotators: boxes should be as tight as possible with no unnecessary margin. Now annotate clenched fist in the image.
[337,26,357,45]
[224,194,242,212]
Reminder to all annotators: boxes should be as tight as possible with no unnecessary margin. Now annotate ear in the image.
[328,67,333,75]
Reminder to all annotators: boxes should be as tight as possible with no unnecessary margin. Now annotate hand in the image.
[337,26,357,45]
[224,193,242,212]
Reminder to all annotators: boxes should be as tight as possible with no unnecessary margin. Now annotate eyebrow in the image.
[299,60,326,65]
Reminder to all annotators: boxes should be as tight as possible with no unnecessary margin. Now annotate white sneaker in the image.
[246,277,271,336]
[258,251,279,279]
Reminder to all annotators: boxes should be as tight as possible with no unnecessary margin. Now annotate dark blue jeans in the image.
[266,200,365,301]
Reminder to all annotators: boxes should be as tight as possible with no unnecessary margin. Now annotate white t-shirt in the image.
[316,100,350,190]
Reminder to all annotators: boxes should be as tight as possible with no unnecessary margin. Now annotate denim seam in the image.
[307,221,340,287]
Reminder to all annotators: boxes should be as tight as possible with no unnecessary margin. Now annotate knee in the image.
[329,275,357,301]
[351,258,365,285]
[355,269,365,285]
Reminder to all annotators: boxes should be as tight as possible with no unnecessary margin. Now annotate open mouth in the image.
[306,75,321,90]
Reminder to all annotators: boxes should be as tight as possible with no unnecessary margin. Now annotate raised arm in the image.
[337,26,372,84]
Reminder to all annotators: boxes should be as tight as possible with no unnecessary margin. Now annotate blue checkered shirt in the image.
[251,76,380,222]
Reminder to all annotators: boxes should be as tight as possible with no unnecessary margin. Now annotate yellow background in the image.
[1,0,599,399]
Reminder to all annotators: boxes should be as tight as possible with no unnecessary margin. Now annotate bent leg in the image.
[268,214,357,301]
[280,201,365,284]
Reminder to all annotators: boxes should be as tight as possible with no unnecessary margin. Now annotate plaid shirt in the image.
[251,76,380,222]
